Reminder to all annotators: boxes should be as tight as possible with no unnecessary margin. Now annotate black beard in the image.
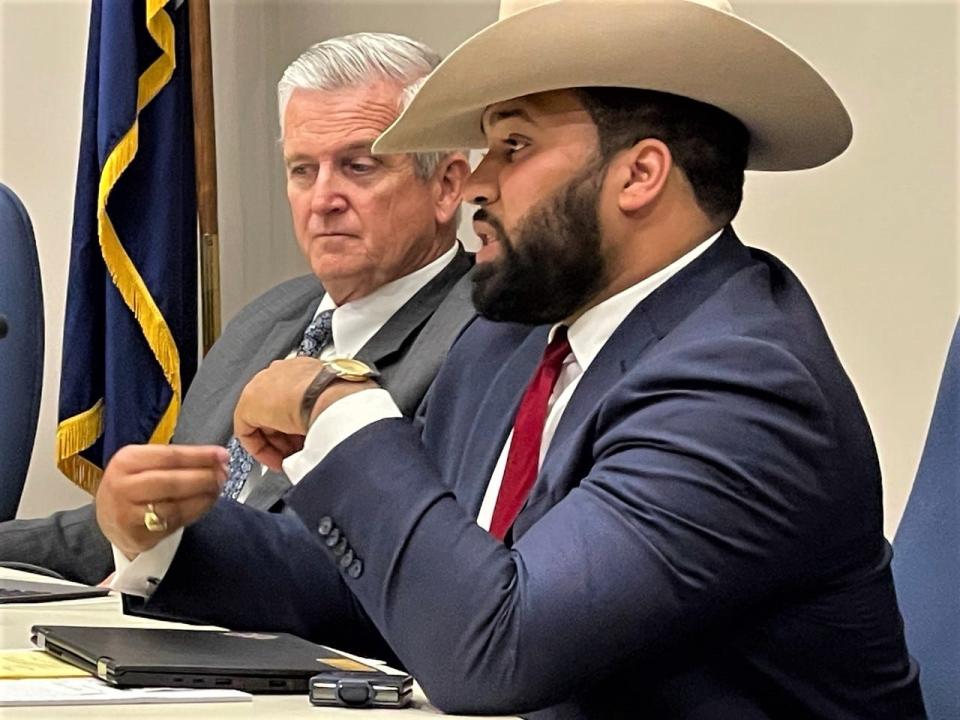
[471,163,607,325]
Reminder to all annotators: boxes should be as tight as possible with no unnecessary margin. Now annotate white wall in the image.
[0,0,92,516]
[735,0,960,535]
[1,0,957,539]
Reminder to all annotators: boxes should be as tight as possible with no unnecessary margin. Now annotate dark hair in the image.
[576,87,750,224]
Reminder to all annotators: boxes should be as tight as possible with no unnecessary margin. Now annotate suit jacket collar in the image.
[548,226,751,449]
[456,325,550,516]
[520,227,751,528]
[356,244,473,366]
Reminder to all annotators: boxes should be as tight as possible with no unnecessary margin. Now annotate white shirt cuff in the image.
[109,528,184,598]
[282,388,402,485]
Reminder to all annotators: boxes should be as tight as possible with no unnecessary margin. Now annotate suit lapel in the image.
[514,228,754,536]
[519,308,659,528]
[356,246,473,366]
[455,326,550,516]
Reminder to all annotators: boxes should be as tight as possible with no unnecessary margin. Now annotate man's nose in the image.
[310,172,348,215]
[464,158,499,207]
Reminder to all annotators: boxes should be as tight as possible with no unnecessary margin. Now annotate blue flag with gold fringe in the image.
[57,0,197,492]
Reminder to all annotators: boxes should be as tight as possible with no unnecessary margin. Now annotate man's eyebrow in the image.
[283,152,313,166]
[483,107,537,130]
[284,141,378,165]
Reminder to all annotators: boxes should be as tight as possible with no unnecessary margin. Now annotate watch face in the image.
[328,358,372,377]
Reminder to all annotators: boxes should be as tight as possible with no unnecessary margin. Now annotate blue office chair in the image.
[0,183,44,521]
[892,318,960,719]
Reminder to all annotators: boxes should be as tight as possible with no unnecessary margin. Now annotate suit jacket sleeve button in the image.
[338,549,354,569]
[347,559,363,578]
[333,537,348,557]
[324,527,341,547]
[317,516,333,536]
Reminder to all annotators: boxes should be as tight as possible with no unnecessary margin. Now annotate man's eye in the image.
[346,159,377,174]
[504,137,529,160]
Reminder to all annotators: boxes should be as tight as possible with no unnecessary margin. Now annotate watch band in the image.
[299,368,341,431]
[299,359,380,431]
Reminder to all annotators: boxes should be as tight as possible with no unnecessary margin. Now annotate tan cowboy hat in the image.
[373,0,852,171]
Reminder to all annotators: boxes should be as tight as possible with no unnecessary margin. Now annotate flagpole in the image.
[188,0,221,355]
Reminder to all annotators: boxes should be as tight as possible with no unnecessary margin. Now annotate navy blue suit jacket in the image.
[131,229,925,719]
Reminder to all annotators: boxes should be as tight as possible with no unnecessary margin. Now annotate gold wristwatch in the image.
[299,358,380,430]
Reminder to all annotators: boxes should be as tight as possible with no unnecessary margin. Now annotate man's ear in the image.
[433,153,471,225]
[616,139,672,214]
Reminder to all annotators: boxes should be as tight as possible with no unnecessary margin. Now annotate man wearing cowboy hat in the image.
[96,1,926,717]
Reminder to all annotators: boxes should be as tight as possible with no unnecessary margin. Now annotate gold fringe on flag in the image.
[56,0,183,493]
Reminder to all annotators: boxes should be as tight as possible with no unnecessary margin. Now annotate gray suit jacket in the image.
[0,248,474,584]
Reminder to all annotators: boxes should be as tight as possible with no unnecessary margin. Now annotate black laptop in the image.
[0,578,109,604]
[31,625,384,693]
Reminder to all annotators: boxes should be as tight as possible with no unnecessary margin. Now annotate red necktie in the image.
[490,327,572,540]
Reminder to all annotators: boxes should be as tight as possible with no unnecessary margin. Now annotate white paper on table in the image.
[0,677,252,706]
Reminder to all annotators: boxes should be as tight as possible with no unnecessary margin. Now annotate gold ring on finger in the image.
[143,503,168,533]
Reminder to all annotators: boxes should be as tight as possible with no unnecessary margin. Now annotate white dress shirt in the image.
[110,244,458,596]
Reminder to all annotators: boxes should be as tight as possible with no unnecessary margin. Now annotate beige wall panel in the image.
[1,0,92,517]
[736,1,959,535]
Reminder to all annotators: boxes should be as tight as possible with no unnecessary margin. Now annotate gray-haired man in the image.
[0,32,473,585]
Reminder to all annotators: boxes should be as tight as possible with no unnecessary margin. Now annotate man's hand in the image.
[233,357,321,471]
[233,357,378,470]
[95,444,229,560]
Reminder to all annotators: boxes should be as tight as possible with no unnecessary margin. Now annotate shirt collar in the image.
[316,243,458,358]
[552,229,722,372]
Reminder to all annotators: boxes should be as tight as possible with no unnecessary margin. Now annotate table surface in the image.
[0,568,516,719]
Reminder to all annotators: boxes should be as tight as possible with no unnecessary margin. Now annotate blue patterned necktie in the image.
[222,309,334,501]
